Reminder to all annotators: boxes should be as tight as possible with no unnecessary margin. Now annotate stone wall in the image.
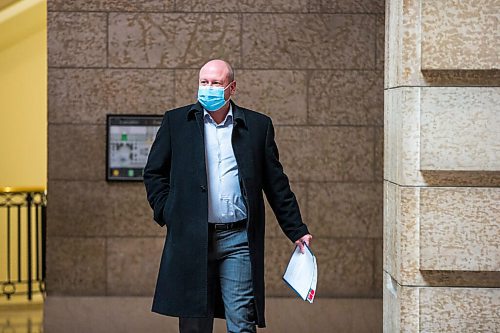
[384,0,500,331]
[46,1,385,331]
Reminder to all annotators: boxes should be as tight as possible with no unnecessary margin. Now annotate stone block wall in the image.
[46,1,385,331]
[384,0,500,331]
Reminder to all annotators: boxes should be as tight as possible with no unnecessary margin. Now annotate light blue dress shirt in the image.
[203,106,248,223]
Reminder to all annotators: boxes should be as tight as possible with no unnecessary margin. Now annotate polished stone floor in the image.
[1,296,382,332]
[0,301,43,333]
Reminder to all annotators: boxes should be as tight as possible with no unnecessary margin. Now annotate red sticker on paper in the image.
[307,289,315,301]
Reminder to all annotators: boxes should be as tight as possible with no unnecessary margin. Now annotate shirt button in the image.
[200,185,207,192]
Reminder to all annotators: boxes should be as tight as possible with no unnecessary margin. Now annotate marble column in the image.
[383,0,500,331]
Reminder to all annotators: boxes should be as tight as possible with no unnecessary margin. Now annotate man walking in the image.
[143,59,312,333]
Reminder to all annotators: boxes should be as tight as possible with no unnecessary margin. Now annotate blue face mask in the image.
[197,83,232,112]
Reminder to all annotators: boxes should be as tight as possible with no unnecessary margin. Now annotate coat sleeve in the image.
[262,118,310,242]
[143,111,172,227]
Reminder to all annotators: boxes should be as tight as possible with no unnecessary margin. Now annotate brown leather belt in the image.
[209,219,247,231]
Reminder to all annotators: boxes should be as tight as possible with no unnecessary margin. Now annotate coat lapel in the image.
[231,102,254,183]
[187,102,207,184]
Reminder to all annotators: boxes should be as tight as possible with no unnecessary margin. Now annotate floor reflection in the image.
[0,301,43,333]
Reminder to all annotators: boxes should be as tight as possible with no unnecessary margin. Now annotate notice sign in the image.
[106,115,163,181]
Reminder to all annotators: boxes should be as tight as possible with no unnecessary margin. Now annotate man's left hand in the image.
[295,234,313,254]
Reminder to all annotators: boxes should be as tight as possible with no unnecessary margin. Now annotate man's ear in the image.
[230,81,237,95]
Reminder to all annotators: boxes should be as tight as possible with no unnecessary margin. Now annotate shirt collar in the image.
[203,103,233,126]
[188,100,246,129]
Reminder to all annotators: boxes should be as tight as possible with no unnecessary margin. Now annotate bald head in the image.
[199,59,234,84]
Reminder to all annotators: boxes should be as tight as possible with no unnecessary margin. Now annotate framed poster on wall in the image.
[106,114,163,181]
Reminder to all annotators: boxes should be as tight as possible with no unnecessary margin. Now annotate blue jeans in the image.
[179,227,256,333]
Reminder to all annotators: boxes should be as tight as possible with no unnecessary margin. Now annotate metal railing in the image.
[0,187,46,301]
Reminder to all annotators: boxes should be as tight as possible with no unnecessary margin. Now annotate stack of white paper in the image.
[282,244,317,303]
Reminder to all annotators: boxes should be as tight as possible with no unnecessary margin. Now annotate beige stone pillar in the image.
[384,0,500,331]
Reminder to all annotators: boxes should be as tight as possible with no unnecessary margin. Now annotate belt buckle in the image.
[214,223,228,231]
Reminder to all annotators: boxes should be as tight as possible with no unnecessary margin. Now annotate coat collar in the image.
[187,100,246,128]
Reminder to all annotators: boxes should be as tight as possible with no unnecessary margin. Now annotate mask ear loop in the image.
[223,81,235,105]
[224,81,235,91]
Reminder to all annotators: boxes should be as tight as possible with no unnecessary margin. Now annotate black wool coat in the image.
[143,101,309,328]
